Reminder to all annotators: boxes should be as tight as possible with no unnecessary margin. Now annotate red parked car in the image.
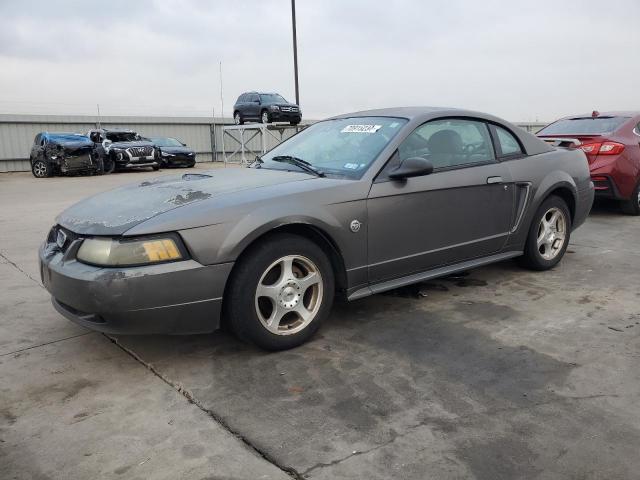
[537,111,640,215]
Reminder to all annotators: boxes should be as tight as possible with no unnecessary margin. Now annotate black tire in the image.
[234,111,244,125]
[186,162,195,168]
[224,233,335,350]
[103,156,115,174]
[519,195,572,271]
[290,120,300,126]
[620,182,640,216]
[260,110,270,124]
[152,165,160,171]
[31,159,52,178]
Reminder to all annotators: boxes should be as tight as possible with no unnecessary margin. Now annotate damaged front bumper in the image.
[39,230,232,335]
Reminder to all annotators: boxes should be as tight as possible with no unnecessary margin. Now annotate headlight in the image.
[76,236,186,267]
[161,152,175,157]
[270,105,280,110]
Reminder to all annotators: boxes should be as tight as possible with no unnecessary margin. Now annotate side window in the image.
[89,131,100,143]
[41,135,46,146]
[634,122,640,136]
[398,118,495,170]
[495,126,523,157]
[239,94,247,103]
[249,94,259,103]
[34,134,41,145]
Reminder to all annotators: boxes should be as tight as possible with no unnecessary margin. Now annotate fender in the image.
[177,197,368,273]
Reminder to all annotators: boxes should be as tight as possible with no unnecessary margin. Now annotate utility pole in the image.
[291,0,300,105]
[219,61,225,120]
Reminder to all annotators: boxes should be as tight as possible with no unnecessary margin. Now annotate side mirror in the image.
[388,157,434,180]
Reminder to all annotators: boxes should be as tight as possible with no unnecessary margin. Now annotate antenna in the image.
[219,61,224,121]
[96,103,102,129]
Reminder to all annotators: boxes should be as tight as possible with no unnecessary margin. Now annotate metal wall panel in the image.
[0,114,235,171]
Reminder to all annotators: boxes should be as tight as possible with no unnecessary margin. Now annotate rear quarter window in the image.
[495,126,523,157]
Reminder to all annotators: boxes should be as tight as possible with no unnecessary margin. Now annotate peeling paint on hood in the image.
[57,168,311,236]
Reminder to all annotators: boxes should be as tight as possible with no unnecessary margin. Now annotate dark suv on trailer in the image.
[233,92,301,125]
[88,128,158,173]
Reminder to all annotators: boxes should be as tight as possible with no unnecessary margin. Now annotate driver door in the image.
[366,118,515,283]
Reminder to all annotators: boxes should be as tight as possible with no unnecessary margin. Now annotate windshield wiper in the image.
[271,155,325,177]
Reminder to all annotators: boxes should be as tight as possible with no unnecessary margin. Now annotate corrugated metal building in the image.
[0,114,546,173]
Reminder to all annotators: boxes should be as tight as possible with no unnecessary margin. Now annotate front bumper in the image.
[39,239,233,335]
[270,111,301,122]
[162,153,197,167]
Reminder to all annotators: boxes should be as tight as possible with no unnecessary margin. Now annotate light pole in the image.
[291,0,300,105]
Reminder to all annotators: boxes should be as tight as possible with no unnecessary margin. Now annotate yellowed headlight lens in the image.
[77,237,183,266]
[142,239,181,261]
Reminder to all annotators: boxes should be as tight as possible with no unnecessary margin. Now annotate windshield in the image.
[106,132,140,142]
[48,134,92,144]
[260,93,287,104]
[538,117,629,136]
[150,137,182,147]
[259,117,408,178]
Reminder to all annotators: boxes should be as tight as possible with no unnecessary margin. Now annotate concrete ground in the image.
[1,164,639,479]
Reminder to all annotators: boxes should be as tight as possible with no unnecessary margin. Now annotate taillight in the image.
[580,142,625,155]
[598,142,625,155]
[580,143,601,154]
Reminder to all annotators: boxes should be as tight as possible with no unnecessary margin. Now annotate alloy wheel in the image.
[536,207,567,260]
[234,113,241,125]
[254,255,323,335]
[33,161,47,177]
[261,112,269,124]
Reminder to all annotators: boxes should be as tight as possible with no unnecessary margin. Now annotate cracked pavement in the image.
[1,166,640,479]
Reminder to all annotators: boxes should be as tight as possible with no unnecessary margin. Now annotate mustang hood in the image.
[57,168,311,236]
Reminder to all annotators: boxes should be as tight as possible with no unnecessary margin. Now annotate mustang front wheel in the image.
[520,195,571,270]
[225,233,334,350]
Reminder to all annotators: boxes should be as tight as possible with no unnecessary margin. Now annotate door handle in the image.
[487,176,503,184]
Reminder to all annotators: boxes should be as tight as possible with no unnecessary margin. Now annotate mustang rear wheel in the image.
[225,233,334,350]
[519,195,571,270]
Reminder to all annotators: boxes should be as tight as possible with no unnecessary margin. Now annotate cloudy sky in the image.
[0,0,638,122]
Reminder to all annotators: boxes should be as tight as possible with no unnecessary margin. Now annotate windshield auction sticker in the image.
[341,124,382,133]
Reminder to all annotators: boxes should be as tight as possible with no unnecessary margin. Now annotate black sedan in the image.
[148,137,196,168]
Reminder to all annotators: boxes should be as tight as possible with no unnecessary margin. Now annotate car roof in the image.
[330,106,523,126]
[557,111,640,120]
[44,132,85,136]
[99,128,136,133]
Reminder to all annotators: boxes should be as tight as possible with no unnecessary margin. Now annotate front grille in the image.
[48,225,78,253]
[127,146,153,158]
[281,106,299,113]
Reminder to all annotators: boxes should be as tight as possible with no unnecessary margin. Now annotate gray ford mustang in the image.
[39,107,594,350]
